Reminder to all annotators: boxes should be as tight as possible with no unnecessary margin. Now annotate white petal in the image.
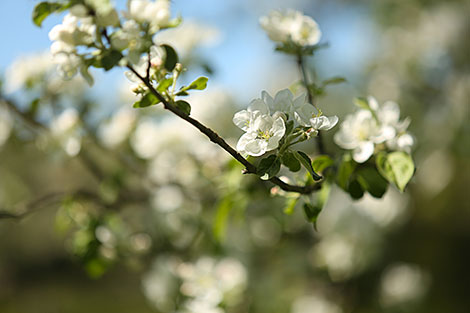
[318,115,339,130]
[233,110,252,131]
[244,139,268,157]
[367,96,379,111]
[249,98,269,115]
[352,141,374,163]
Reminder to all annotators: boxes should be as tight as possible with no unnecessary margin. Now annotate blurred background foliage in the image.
[0,0,469,312]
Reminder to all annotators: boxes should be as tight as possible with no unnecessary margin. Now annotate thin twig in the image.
[296,54,326,155]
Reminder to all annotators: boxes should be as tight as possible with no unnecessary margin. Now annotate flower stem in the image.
[296,54,327,155]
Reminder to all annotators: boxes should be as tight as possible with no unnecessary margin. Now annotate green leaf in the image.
[156,77,173,92]
[100,50,122,71]
[213,195,233,243]
[312,155,334,173]
[80,65,94,86]
[161,44,178,71]
[376,152,415,192]
[303,203,322,229]
[356,167,388,198]
[322,76,346,86]
[181,76,209,92]
[32,2,66,27]
[285,120,294,136]
[133,92,160,108]
[336,154,356,191]
[294,151,322,181]
[354,97,370,110]
[284,197,299,215]
[281,151,301,172]
[175,100,191,115]
[257,155,281,180]
[348,179,364,199]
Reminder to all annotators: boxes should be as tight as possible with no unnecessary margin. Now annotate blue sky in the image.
[0,0,378,105]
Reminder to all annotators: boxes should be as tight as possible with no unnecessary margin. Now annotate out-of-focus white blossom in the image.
[50,108,82,156]
[177,257,247,310]
[0,104,13,148]
[151,185,184,212]
[260,10,321,47]
[142,255,181,312]
[124,45,165,80]
[126,0,170,34]
[380,263,430,307]
[98,107,136,148]
[154,20,220,58]
[4,52,54,93]
[334,96,413,163]
[291,295,343,313]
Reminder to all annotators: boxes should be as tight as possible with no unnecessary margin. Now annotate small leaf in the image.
[161,44,178,71]
[182,76,209,91]
[175,100,191,115]
[281,151,301,172]
[294,151,322,181]
[32,2,66,27]
[284,120,295,136]
[257,155,281,180]
[322,76,347,86]
[348,179,364,199]
[156,77,173,92]
[100,50,122,71]
[336,154,356,191]
[354,97,370,110]
[312,155,334,173]
[284,197,299,215]
[303,203,322,229]
[80,65,94,86]
[356,167,388,198]
[133,92,160,108]
[377,151,415,192]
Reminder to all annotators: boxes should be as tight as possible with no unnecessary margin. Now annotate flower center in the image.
[257,129,272,140]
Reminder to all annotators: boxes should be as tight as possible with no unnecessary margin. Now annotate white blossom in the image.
[154,20,220,58]
[380,263,430,307]
[177,257,247,309]
[126,0,170,34]
[50,108,82,156]
[235,114,286,157]
[334,96,413,163]
[97,107,136,148]
[260,10,321,47]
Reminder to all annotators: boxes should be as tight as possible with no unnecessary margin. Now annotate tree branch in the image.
[126,65,321,194]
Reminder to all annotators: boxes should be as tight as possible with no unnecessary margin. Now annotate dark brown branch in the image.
[127,65,321,194]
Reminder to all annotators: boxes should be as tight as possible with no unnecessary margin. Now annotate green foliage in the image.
[99,50,123,71]
[376,151,415,192]
[322,76,347,86]
[175,100,191,115]
[294,151,322,181]
[356,167,388,198]
[133,92,160,108]
[354,97,371,110]
[336,154,356,191]
[32,1,68,27]
[281,151,301,172]
[161,44,178,71]
[312,155,334,174]
[283,197,299,215]
[156,77,174,92]
[257,155,281,180]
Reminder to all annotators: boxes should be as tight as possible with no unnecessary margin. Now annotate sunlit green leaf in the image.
[376,151,415,192]
[294,151,322,181]
[312,155,334,174]
[133,92,160,108]
[32,2,67,27]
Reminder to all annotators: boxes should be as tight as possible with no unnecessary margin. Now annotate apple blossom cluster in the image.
[260,9,322,47]
[233,89,338,157]
[334,97,414,163]
[43,0,174,85]
[142,256,247,313]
